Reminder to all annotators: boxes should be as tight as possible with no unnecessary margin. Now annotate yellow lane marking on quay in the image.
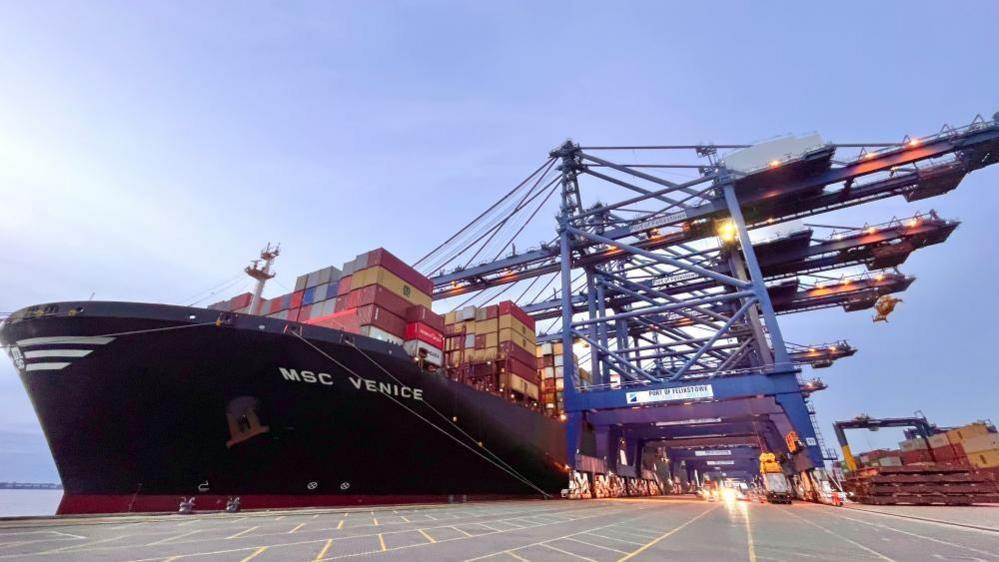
[21,503,628,562]
[227,526,259,540]
[418,528,436,543]
[616,504,719,562]
[240,546,268,562]
[314,538,333,561]
[377,533,386,551]
[506,552,529,562]
[289,523,306,533]
[462,506,662,562]
[337,520,344,530]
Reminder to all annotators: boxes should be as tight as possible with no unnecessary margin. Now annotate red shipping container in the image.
[355,248,434,296]
[485,305,499,319]
[506,357,539,384]
[335,285,411,317]
[336,275,353,297]
[287,307,301,322]
[499,341,538,369]
[900,449,933,465]
[354,304,406,337]
[230,292,253,310]
[404,322,444,349]
[931,445,958,462]
[405,305,445,332]
[291,290,305,309]
[306,309,360,334]
[268,297,283,315]
[300,304,313,321]
[498,300,535,330]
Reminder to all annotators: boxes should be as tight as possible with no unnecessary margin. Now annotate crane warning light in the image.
[716,220,738,243]
[907,137,921,147]
[768,159,781,168]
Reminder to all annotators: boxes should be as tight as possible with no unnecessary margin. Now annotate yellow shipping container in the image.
[499,315,534,338]
[475,318,498,334]
[499,328,535,353]
[501,373,539,400]
[962,433,999,454]
[461,320,475,335]
[445,311,457,325]
[352,266,432,307]
[968,448,999,469]
[485,332,498,348]
[947,423,992,444]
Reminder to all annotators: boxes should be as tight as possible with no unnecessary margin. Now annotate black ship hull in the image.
[1,302,571,514]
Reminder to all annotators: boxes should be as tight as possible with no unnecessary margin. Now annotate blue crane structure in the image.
[417,113,999,490]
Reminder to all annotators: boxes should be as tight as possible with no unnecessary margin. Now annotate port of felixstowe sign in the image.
[625,384,714,405]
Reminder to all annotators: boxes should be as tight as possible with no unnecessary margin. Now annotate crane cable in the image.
[289,330,553,498]
[414,157,556,271]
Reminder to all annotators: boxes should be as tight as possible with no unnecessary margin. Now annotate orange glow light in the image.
[907,138,920,147]
[769,160,781,168]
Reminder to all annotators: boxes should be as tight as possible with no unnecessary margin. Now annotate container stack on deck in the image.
[536,342,591,417]
[316,249,445,367]
[442,302,540,404]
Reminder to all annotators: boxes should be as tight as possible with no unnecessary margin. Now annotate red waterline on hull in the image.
[57,493,542,515]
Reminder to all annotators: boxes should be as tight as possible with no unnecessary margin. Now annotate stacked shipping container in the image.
[443,301,540,402]
[855,422,999,473]
[535,342,591,417]
[312,249,446,367]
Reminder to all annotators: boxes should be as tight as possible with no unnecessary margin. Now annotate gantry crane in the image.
[417,113,999,490]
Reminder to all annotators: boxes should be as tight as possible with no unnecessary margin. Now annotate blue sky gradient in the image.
[1,1,998,481]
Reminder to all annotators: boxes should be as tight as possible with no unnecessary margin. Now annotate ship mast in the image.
[245,243,280,315]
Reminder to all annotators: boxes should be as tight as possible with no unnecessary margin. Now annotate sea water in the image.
[0,489,63,517]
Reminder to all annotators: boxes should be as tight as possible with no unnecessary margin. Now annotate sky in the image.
[1,1,998,482]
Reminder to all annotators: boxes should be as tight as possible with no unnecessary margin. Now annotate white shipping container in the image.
[899,438,929,452]
[720,133,825,173]
[360,326,404,345]
[555,366,563,377]
[403,340,444,367]
[464,334,475,349]
[268,310,289,320]
[928,434,951,448]
[313,284,328,302]
[542,366,555,379]
[962,433,999,454]
[554,354,564,366]
[342,259,356,275]
[541,342,553,355]
[295,275,309,292]
[878,457,902,467]
[306,270,322,288]
[459,306,477,321]
[317,299,336,318]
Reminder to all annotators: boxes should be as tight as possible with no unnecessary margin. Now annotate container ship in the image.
[1,246,661,514]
